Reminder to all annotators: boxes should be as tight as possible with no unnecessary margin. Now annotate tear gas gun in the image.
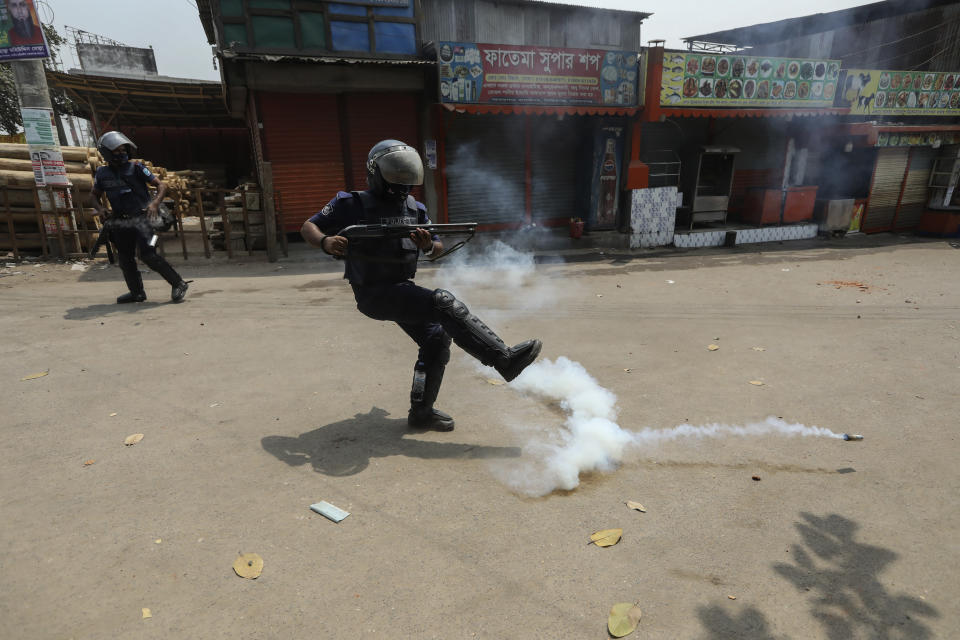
[336,223,477,261]
[88,222,116,263]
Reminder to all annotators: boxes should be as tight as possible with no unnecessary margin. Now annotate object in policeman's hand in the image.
[148,234,158,247]
[842,434,864,441]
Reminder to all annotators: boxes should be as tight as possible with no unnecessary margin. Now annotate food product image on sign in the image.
[683,77,698,97]
[824,83,835,99]
[879,73,890,89]
[701,57,716,75]
[728,79,742,98]
[744,79,756,98]
[714,78,727,98]
[756,59,769,77]
[784,81,797,99]
[756,80,770,99]
[732,58,745,77]
[874,91,886,108]
[772,81,784,98]
[812,82,823,97]
[923,74,934,90]
[798,82,810,99]
[800,62,814,79]
[891,74,902,89]
[776,62,786,78]
[717,58,730,76]
[686,57,700,75]
[903,74,913,90]
[815,62,826,78]
[700,78,714,96]
[788,61,800,78]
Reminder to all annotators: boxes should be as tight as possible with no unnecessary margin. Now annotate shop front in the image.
[834,68,960,234]
[435,42,639,230]
[628,45,847,248]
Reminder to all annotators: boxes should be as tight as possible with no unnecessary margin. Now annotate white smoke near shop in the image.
[489,356,845,497]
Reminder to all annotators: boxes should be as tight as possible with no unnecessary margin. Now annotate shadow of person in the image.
[261,406,521,477]
[697,605,784,640]
[774,512,939,639]
[64,301,164,320]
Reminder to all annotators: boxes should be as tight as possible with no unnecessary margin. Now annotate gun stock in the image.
[336,223,477,261]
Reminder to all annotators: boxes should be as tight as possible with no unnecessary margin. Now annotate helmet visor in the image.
[376,146,424,186]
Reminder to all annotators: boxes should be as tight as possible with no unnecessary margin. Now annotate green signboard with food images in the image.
[876,131,960,148]
[839,69,960,116]
[660,52,840,108]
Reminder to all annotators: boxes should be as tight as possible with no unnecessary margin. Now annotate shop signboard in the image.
[660,51,840,108]
[838,69,960,116]
[437,42,639,106]
[21,107,68,187]
[589,123,626,228]
[0,0,50,61]
[875,131,960,148]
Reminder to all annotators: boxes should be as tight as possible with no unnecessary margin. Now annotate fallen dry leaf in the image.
[233,552,263,579]
[109,412,118,417]
[708,344,720,351]
[155,539,162,544]
[83,459,95,466]
[608,601,642,637]
[485,378,505,386]
[124,433,144,446]
[20,371,48,381]
[623,368,632,373]
[625,501,646,512]
[589,528,623,547]
[141,608,152,619]
[728,595,737,600]
[749,380,764,386]
[751,346,766,351]
[752,475,761,481]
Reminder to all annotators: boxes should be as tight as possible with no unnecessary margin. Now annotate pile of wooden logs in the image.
[0,144,100,254]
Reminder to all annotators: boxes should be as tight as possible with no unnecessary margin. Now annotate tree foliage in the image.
[0,23,79,135]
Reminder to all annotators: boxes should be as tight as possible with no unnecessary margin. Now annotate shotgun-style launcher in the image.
[336,223,477,261]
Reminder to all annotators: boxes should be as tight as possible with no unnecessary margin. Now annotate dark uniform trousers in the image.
[111,223,183,293]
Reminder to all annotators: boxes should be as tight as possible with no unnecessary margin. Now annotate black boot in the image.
[171,280,189,302]
[117,291,146,303]
[433,289,542,382]
[407,361,455,431]
[118,266,146,303]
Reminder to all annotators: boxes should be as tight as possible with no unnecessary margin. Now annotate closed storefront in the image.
[530,118,582,222]
[443,114,526,225]
[894,147,935,230]
[864,147,909,233]
[260,91,421,231]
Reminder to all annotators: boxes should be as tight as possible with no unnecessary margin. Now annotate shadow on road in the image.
[64,300,167,320]
[261,405,521,476]
[773,512,938,639]
[696,512,939,640]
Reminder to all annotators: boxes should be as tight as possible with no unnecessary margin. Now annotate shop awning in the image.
[656,107,849,119]
[441,103,640,116]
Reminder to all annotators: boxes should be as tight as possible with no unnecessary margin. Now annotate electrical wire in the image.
[907,42,956,71]
[867,30,959,67]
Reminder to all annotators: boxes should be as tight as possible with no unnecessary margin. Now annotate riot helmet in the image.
[366,140,423,202]
[97,131,137,166]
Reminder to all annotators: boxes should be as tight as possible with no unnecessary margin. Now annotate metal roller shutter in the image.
[863,147,908,233]
[259,92,344,231]
[444,114,526,225]
[531,117,579,222]
[343,93,422,201]
[894,147,935,230]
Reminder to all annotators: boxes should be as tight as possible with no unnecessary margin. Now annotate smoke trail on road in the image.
[492,357,844,497]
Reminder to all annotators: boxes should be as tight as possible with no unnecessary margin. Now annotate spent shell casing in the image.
[842,434,864,441]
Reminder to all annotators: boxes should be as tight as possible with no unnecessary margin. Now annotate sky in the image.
[45,0,875,81]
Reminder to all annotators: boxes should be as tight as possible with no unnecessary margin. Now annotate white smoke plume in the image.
[493,356,844,497]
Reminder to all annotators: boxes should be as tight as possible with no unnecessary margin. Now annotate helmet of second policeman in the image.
[366,139,423,201]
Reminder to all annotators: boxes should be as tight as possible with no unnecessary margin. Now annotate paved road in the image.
[2,235,958,639]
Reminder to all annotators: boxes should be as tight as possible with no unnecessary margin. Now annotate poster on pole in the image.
[0,0,50,61]
[22,107,68,187]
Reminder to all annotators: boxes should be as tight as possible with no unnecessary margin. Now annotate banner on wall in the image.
[438,42,639,106]
[838,69,960,116]
[0,0,50,61]
[660,51,840,108]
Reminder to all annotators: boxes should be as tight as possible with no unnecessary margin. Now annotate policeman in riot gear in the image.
[301,139,542,431]
[91,131,189,304]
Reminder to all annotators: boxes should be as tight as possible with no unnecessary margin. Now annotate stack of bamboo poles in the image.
[0,144,101,255]
[152,168,219,218]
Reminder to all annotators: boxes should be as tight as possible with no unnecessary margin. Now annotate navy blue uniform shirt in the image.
[93,162,154,216]
[308,191,435,286]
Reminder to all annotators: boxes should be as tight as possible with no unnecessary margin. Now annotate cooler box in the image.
[783,186,818,222]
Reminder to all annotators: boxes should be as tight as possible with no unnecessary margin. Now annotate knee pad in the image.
[433,288,469,320]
